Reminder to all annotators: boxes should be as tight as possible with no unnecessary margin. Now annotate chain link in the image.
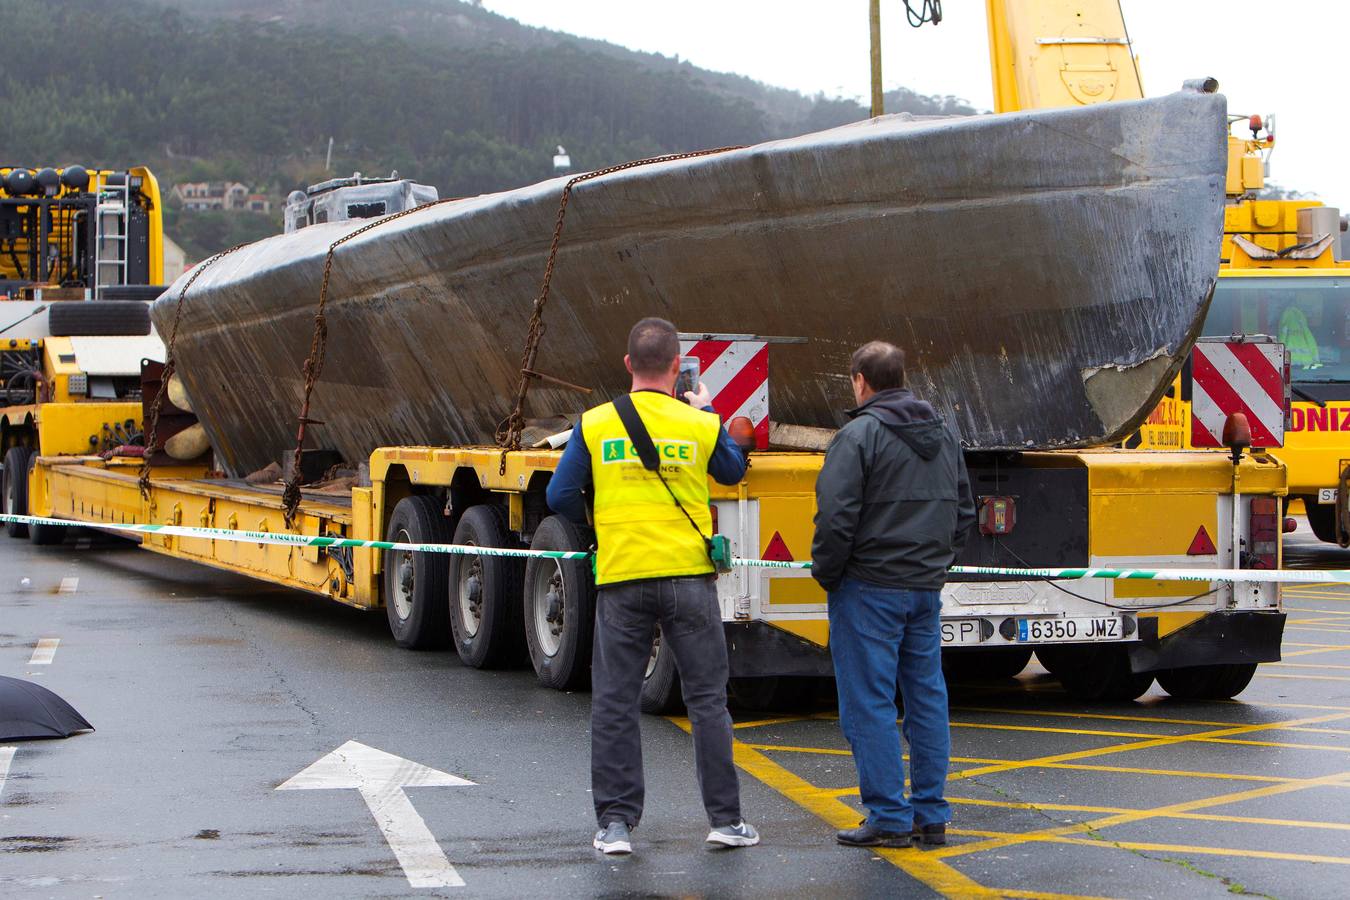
[494,145,741,475]
[281,196,466,526]
[138,243,247,500]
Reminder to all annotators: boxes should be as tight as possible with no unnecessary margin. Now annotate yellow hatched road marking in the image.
[947,828,1350,866]
[1282,645,1350,658]
[935,795,1350,832]
[731,717,806,730]
[1268,660,1350,671]
[668,719,1004,899]
[742,743,1310,784]
[948,719,1350,752]
[953,704,1350,735]
[1283,606,1350,616]
[950,712,1350,781]
[934,767,1350,861]
[1283,619,1350,629]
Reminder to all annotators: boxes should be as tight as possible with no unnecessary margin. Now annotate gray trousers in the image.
[591,575,742,829]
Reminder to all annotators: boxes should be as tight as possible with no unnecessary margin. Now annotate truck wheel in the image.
[1040,644,1154,702]
[448,505,525,669]
[1157,663,1257,700]
[641,627,684,715]
[382,495,451,650]
[524,515,594,690]
[2,446,32,538]
[47,300,151,336]
[1305,499,1337,543]
[943,646,1033,681]
[25,455,66,545]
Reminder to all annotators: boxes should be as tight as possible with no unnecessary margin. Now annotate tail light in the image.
[1247,497,1279,569]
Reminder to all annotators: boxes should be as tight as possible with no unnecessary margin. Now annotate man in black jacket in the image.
[811,341,975,849]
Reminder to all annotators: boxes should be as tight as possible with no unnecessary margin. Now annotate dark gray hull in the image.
[154,90,1227,476]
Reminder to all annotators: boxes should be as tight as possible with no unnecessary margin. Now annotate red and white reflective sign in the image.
[679,338,769,449]
[1189,339,1288,448]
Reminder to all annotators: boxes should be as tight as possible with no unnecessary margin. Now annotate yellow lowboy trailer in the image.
[26,437,1286,710]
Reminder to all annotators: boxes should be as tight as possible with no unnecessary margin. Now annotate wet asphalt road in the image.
[1,524,1347,899]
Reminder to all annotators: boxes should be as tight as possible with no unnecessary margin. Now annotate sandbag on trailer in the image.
[152,89,1227,476]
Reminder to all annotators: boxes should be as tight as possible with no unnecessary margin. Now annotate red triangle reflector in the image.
[1187,525,1217,556]
[762,531,794,561]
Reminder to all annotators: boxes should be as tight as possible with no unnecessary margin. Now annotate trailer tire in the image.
[3,446,33,538]
[524,515,595,690]
[1040,644,1154,702]
[383,495,452,650]
[1156,663,1257,700]
[641,627,684,714]
[943,646,1033,681]
[448,505,525,669]
[47,301,151,337]
[1305,498,1338,543]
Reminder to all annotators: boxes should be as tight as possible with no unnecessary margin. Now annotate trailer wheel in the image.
[25,455,66,545]
[448,505,525,669]
[2,446,33,538]
[1304,499,1337,543]
[382,495,451,650]
[641,627,684,714]
[942,646,1033,681]
[1156,663,1257,700]
[1039,644,1154,702]
[524,515,595,690]
[47,300,151,337]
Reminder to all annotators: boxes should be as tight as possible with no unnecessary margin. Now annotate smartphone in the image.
[676,356,700,403]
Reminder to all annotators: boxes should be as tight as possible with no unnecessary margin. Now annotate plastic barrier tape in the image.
[0,512,1340,583]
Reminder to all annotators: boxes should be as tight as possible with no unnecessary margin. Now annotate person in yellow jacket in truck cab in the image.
[546,317,758,856]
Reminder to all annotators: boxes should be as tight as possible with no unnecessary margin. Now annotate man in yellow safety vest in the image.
[546,317,758,856]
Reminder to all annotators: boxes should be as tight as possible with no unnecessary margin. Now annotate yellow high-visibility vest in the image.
[581,391,721,586]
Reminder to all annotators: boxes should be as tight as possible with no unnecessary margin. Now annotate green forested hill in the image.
[1,0,975,258]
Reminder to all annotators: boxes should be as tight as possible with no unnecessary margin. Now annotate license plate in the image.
[1016,616,1126,643]
[1318,488,1338,504]
[940,619,986,646]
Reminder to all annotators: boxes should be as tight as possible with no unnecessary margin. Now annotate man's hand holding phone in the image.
[684,380,712,409]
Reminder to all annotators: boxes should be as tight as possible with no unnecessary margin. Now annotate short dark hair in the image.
[627,317,680,376]
[850,341,906,391]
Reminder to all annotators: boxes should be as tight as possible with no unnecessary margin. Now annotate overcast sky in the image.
[481,0,1349,208]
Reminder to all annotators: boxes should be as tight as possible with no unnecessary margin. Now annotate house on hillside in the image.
[171,182,270,214]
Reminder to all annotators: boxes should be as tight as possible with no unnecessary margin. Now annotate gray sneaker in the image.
[706,821,760,848]
[593,821,632,855]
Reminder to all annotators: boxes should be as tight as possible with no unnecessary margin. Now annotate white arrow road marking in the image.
[277,740,474,888]
[29,638,59,665]
[58,577,78,594]
[1,747,14,799]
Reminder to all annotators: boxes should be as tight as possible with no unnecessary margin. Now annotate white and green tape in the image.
[0,512,1343,584]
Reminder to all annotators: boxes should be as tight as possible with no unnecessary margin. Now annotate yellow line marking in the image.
[742,743,1310,784]
[1269,660,1350,671]
[928,795,1350,831]
[731,717,805,730]
[1258,671,1350,682]
[667,719,1002,898]
[948,719,1350,752]
[1283,619,1350,629]
[947,828,1350,866]
[934,768,1350,861]
[1282,604,1350,614]
[1282,645,1350,658]
[950,712,1350,781]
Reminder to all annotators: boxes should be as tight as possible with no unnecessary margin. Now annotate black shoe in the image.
[836,820,911,848]
[911,822,947,846]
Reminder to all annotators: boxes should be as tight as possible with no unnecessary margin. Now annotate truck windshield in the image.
[1203,275,1350,383]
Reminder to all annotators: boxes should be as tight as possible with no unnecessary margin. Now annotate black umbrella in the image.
[0,675,93,740]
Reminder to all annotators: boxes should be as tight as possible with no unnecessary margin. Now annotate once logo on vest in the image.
[601,439,698,466]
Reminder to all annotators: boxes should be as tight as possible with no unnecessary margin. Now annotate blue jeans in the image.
[828,578,950,832]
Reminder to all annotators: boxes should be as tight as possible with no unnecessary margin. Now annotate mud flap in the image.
[1128,610,1286,673]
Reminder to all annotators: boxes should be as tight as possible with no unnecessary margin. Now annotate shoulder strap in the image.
[612,393,660,472]
[611,393,713,551]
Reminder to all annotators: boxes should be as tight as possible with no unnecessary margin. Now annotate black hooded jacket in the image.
[811,388,976,592]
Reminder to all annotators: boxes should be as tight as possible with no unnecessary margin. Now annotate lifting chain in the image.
[493,145,741,475]
[281,196,465,526]
[139,242,247,500]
